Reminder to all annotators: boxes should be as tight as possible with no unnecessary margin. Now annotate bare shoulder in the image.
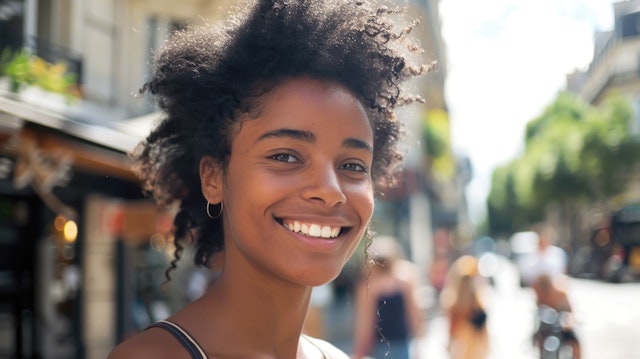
[305,336,350,359]
[107,327,187,359]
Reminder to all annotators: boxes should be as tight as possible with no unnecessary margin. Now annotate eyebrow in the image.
[343,137,373,153]
[257,128,373,152]
[258,128,315,143]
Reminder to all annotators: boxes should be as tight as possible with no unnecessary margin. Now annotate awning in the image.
[0,94,158,183]
[0,95,145,153]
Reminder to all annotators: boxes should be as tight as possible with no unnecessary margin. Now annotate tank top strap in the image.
[149,320,208,359]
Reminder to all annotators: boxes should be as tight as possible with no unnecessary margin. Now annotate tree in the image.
[487,91,640,243]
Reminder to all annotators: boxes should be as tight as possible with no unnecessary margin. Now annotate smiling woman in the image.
[199,78,375,287]
[107,1,431,358]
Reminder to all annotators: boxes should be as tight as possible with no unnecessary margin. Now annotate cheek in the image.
[221,170,256,221]
[363,194,375,223]
[350,183,375,224]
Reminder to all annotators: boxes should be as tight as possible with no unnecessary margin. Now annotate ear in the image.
[200,156,224,204]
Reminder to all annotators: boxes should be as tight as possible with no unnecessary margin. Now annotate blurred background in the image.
[0,0,639,358]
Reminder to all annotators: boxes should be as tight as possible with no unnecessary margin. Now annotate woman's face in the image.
[206,77,375,287]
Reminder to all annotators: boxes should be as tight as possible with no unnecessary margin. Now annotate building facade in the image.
[568,1,640,126]
[565,0,640,281]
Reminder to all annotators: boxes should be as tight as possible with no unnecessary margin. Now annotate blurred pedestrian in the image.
[440,256,489,359]
[107,0,431,358]
[520,224,580,355]
[531,274,581,359]
[353,236,424,359]
[520,223,568,287]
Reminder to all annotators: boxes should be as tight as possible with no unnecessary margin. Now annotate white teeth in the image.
[284,220,340,238]
[309,224,321,237]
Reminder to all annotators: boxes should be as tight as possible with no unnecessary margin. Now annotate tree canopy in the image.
[487,91,640,237]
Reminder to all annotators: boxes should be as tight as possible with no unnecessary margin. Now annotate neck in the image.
[183,258,313,358]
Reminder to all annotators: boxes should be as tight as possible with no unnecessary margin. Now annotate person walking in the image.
[352,236,424,359]
[440,256,489,359]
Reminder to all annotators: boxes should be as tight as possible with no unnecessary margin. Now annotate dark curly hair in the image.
[131,0,433,280]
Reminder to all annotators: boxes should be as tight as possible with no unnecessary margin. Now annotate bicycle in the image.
[533,305,580,359]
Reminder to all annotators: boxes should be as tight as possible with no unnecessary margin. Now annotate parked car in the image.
[590,204,640,282]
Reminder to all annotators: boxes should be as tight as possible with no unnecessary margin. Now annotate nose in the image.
[302,166,347,207]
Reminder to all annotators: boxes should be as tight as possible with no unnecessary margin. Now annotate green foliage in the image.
[487,161,544,236]
[525,92,589,142]
[487,91,640,236]
[423,109,455,179]
[1,48,31,92]
[0,48,80,99]
[424,116,448,158]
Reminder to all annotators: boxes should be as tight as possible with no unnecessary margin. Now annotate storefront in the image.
[0,95,183,358]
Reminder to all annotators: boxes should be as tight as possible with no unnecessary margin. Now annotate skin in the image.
[109,77,374,359]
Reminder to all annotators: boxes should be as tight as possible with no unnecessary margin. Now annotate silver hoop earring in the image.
[206,201,223,219]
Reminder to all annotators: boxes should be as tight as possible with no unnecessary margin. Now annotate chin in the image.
[295,266,343,288]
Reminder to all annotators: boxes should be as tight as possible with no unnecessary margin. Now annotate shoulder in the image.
[107,327,187,359]
[304,336,350,359]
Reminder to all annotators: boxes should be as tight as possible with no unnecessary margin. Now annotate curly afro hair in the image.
[132,0,433,278]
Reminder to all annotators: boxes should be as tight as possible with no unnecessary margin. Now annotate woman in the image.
[441,257,489,359]
[352,236,424,359]
[108,0,431,358]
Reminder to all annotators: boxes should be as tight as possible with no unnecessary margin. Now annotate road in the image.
[417,257,640,359]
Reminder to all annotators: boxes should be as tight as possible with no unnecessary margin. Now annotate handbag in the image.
[469,308,487,330]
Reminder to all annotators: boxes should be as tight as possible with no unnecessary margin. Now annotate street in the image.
[570,278,640,359]
[327,256,640,358]
[416,257,640,359]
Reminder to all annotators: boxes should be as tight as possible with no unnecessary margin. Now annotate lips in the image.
[282,220,342,239]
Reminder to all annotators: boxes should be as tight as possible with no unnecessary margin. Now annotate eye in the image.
[341,161,369,174]
[270,153,300,163]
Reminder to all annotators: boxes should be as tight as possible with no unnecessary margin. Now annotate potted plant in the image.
[0,48,81,104]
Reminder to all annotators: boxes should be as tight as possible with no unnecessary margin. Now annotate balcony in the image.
[24,36,83,85]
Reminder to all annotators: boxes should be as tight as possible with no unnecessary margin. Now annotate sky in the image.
[438,0,616,227]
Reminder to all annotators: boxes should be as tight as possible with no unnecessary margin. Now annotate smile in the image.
[282,220,342,239]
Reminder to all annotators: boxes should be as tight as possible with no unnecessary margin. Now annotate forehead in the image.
[264,77,365,114]
[237,77,373,136]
